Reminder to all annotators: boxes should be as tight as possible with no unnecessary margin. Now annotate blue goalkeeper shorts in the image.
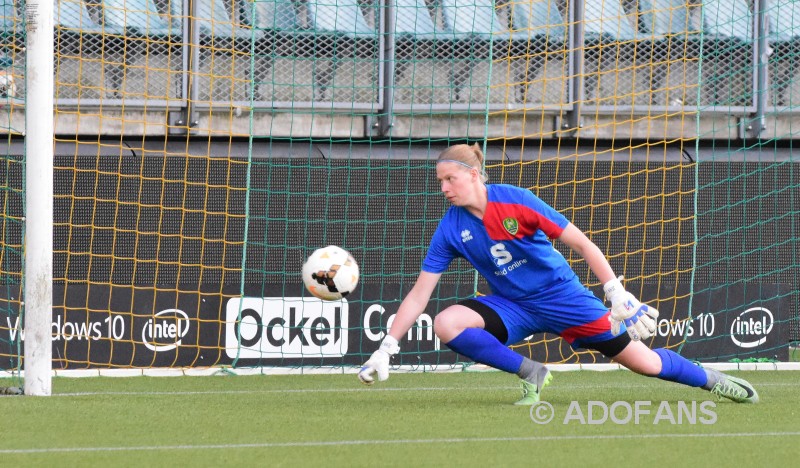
[467,280,622,350]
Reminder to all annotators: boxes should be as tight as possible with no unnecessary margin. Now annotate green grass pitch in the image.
[1,370,798,466]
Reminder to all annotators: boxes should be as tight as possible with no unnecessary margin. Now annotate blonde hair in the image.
[437,143,488,182]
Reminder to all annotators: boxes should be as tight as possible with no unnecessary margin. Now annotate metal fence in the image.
[1,0,798,117]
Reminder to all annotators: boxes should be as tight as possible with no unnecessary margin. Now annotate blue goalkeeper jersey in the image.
[422,184,578,300]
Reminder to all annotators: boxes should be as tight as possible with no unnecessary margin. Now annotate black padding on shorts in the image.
[585,332,631,358]
[458,299,509,345]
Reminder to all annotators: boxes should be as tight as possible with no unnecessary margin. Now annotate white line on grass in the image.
[54,386,518,396]
[2,431,799,454]
[52,381,796,397]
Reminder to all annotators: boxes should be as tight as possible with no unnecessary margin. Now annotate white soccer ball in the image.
[301,245,360,301]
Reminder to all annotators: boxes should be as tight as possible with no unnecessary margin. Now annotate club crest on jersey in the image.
[502,217,519,236]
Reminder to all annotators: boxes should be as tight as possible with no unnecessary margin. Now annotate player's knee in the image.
[433,312,459,342]
[435,305,486,343]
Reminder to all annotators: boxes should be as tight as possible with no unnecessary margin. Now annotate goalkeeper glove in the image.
[358,336,400,385]
[603,277,659,341]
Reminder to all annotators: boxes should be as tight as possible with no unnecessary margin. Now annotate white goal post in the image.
[23,0,54,396]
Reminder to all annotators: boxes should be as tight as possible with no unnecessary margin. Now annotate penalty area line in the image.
[2,432,800,454]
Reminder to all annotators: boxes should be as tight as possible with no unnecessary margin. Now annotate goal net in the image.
[0,0,797,390]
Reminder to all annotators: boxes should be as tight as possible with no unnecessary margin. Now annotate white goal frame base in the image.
[1,362,799,379]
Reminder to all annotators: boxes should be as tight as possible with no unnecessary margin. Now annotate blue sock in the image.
[653,348,707,387]
[445,328,523,374]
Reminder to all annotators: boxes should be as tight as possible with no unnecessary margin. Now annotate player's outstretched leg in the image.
[614,343,759,404]
[652,348,759,404]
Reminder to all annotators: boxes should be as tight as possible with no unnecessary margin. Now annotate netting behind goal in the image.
[0,0,798,383]
[0,4,23,383]
[685,0,800,361]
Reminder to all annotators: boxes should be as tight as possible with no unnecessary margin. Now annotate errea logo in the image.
[461,230,473,242]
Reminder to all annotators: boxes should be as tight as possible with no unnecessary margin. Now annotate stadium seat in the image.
[308,0,375,38]
[699,0,754,106]
[168,0,258,102]
[305,0,379,101]
[55,0,124,35]
[54,0,104,65]
[170,0,256,46]
[635,0,696,105]
[502,0,567,103]
[582,0,637,103]
[506,1,566,49]
[199,0,257,41]
[439,0,507,102]
[98,0,183,98]
[583,0,637,43]
[767,0,800,106]
[635,0,753,107]
[252,0,378,102]
[251,0,306,99]
[54,0,127,58]
[0,0,15,29]
[1,0,22,52]
[394,0,438,40]
[392,0,451,94]
[0,0,16,97]
[102,0,181,38]
[54,0,129,99]
[701,0,752,39]
[767,0,800,44]
[636,0,693,43]
[253,0,301,35]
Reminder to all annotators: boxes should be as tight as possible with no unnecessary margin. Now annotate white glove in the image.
[358,336,400,385]
[603,277,659,341]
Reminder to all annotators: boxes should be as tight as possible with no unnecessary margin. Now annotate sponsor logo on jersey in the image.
[461,229,473,242]
[502,217,519,236]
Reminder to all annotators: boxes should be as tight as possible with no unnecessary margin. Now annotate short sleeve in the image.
[421,221,456,273]
[521,190,570,238]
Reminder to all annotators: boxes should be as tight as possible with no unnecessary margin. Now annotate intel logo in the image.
[730,307,774,349]
[142,309,190,352]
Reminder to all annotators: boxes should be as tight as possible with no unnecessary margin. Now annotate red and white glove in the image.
[357,336,400,385]
[604,277,659,341]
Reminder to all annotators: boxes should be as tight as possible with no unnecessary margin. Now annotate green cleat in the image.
[514,368,553,405]
[707,369,759,404]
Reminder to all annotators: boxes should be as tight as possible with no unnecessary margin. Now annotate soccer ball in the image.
[301,245,360,301]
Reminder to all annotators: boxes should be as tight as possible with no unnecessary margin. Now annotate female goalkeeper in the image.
[358,143,758,404]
